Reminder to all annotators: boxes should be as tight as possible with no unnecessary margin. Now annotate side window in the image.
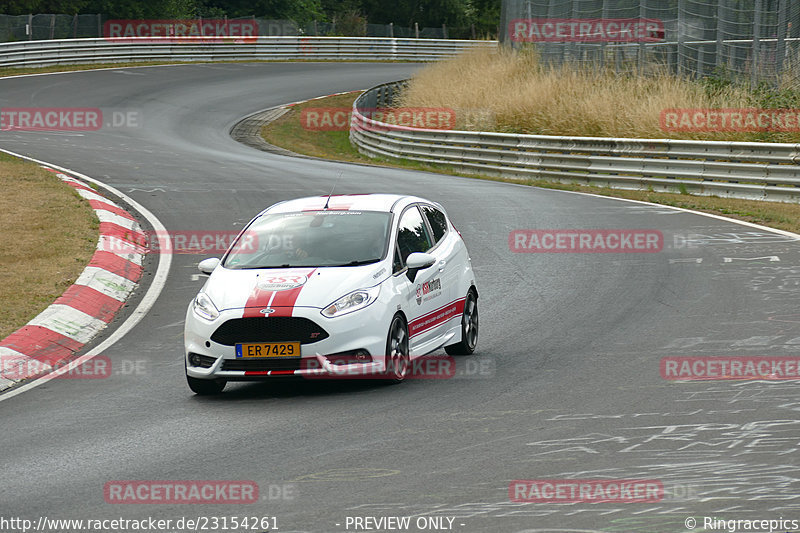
[422,205,448,244]
[396,206,433,263]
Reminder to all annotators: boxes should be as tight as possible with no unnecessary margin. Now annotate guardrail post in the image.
[638,0,646,74]
[751,0,762,87]
[677,0,686,76]
[715,0,725,70]
[776,0,787,79]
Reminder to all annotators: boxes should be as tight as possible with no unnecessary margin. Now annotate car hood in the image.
[203,263,390,312]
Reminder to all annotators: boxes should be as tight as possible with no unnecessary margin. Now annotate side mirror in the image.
[197,257,220,275]
[406,252,436,281]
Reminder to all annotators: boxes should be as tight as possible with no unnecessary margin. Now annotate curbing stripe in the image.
[95,209,140,231]
[73,266,138,301]
[27,305,109,345]
[0,165,147,392]
[88,251,143,282]
[96,235,147,264]
[99,221,146,242]
[97,233,148,265]
[88,200,136,220]
[73,187,115,205]
[1,326,83,366]
[54,285,125,323]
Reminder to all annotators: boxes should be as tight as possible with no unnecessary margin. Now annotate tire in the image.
[186,374,226,395]
[445,289,478,356]
[385,314,410,383]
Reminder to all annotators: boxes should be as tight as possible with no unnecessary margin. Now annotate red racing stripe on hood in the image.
[242,269,317,318]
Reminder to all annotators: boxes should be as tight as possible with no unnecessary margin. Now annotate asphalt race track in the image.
[2,62,800,533]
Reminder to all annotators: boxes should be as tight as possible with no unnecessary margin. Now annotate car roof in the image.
[262,194,438,215]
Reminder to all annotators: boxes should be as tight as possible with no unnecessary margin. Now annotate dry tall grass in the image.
[0,155,97,339]
[397,48,782,141]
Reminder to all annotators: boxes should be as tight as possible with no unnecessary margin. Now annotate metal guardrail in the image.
[0,36,496,68]
[350,81,800,203]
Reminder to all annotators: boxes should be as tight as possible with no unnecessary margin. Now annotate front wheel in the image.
[445,289,478,356]
[385,315,410,383]
[186,374,226,395]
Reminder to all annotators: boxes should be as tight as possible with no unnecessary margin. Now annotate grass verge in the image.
[0,153,98,339]
[260,92,800,235]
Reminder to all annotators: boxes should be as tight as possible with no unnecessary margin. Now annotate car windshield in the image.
[223,210,392,269]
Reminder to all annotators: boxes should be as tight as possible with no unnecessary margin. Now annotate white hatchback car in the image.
[183,194,479,394]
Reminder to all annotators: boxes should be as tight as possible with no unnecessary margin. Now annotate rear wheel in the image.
[186,374,226,395]
[385,315,410,383]
[445,289,478,356]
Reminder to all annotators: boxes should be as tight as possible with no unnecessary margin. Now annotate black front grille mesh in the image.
[221,358,301,372]
[210,317,329,346]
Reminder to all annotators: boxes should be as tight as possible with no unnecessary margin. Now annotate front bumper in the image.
[184,304,389,381]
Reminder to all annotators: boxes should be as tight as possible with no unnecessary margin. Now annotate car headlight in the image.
[193,292,220,321]
[321,285,380,318]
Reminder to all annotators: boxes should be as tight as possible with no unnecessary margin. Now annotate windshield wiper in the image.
[234,264,293,269]
[341,258,381,266]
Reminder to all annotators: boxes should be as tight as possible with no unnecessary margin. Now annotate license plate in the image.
[235,342,301,358]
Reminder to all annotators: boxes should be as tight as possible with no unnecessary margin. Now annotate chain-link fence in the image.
[0,14,478,42]
[501,0,800,85]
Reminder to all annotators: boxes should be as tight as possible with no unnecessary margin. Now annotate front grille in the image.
[210,317,329,346]
[221,358,302,372]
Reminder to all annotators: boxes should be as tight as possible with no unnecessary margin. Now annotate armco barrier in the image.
[350,81,800,203]
[0,36,496,68]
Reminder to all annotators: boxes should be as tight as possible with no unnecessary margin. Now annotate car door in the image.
[419,203,462,341]
[393,204,450,350]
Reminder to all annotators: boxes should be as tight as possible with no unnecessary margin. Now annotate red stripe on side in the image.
[54,285,124,323]
[88,200,136,221]
[409,298,466,338]
[88,251,143,282]
[1,326,83,365]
